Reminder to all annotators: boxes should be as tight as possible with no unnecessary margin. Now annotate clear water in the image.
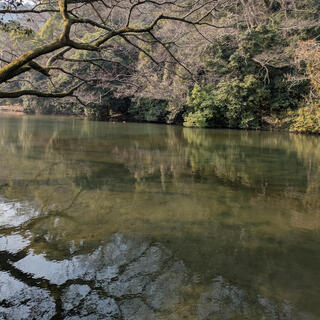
[0,114,319,320]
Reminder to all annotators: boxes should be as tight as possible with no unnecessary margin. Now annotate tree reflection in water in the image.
[0,116,320,319]
[0,198,317,320]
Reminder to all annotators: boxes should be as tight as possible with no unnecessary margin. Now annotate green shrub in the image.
[183,110,211,128]
[290,104,320,133]
[184,84,222,128]
[129,98,168,122]
[184,76,269,129]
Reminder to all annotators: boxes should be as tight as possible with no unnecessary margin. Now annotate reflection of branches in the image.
[59,188,84,213]
[0,234,174,319]
[0,251,55,290]
[0,186,84,237]
[24,162,60,188]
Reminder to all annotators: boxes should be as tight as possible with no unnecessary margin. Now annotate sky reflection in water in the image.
[0,115,320,319]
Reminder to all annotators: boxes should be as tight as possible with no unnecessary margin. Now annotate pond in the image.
[0,114,319,320]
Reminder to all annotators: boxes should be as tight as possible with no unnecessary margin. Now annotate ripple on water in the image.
[0,197,40,228]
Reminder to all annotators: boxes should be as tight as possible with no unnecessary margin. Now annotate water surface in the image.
[0,115,319,319]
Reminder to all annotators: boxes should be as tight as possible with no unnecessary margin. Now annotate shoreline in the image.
[0,105,318,135]
[0,105,25,115]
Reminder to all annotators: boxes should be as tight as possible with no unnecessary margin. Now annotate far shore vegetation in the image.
[1,0,320,133]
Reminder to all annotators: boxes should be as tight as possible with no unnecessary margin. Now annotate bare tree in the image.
[0,0,233,99]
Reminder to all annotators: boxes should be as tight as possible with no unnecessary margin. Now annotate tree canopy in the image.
[0,0,230,98]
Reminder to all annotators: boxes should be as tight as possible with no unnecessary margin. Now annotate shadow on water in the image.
[0,115,320,319]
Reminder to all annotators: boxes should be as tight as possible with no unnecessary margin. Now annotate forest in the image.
[1,0,320,133]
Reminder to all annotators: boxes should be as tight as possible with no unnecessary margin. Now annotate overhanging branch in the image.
[0,82,84,98]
